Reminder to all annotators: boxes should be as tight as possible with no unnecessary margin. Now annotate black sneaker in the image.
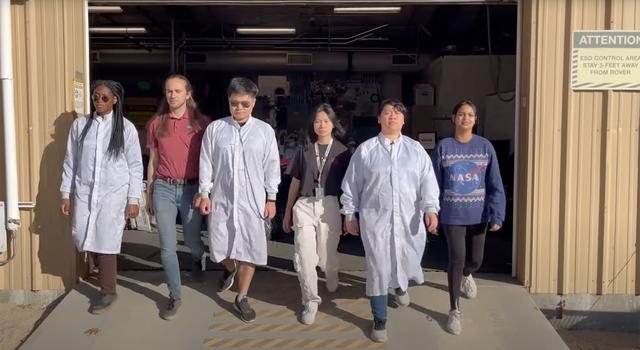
[90,293,117,315]
[192,259,205,283]
[218,267,236,292]
[160,297,181,320]
[371,318,388,343]
[234,296,256,323]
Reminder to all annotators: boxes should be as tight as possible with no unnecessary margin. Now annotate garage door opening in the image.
[89,3,518,274]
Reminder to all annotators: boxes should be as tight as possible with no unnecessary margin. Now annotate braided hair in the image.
[79,80,126,158]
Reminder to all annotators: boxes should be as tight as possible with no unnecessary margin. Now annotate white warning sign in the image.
[572,31,640,90]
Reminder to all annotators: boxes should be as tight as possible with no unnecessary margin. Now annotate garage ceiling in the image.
[89,4,517,55]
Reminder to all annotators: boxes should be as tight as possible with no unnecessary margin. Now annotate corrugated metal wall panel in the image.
[0,0,86,291]
[611,0,640,296]
[564,0,608,296]
[519,0,639,294]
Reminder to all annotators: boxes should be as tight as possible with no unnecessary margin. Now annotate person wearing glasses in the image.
[60,80,143,314]
[341,99,440,343]
[145,74,211,320]
[196,77,281,323]
[431,100,506,335]
[282,103,351,325]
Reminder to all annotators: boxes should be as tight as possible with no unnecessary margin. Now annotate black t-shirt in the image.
[285,140,351,197]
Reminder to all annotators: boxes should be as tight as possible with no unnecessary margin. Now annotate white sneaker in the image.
[446,309,462,335]
[370,318,388,343]
[301,303,318,325]
[395,288,410,306]
[461,274,478,299]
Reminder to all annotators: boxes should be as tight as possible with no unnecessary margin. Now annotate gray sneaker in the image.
[234,296,256,323]
[461,274,477,299]
[90,293,117,315]
[370,318,388,343]
[160,298,182,320]
[446,309,462,335]
[219,265,237,292]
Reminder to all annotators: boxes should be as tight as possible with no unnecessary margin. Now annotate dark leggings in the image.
[443,224,487,310]
[90,253,118,295]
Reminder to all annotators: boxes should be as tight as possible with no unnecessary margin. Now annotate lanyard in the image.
[314,139,333,185]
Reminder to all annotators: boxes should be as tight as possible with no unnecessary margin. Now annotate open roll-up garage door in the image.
[87,0,518,275]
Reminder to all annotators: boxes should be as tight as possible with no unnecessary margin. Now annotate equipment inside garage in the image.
[88,3,517,272]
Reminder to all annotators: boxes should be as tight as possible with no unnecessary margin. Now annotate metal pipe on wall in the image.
[0,0,21,263]
[511,0,522,278]
[170,17,175,72]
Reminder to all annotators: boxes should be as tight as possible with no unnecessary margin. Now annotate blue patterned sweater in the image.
[431,135,506,226]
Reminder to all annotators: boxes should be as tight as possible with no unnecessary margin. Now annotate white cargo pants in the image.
[292,196,342,306]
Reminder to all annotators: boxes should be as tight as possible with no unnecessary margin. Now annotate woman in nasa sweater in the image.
[432,100,506,336]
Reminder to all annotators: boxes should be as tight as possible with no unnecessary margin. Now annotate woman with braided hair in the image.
[60,80,144,314]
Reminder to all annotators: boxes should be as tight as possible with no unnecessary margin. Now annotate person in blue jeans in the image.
[432,100,506,335]
[341,99,440,343]
[146,74,211,320]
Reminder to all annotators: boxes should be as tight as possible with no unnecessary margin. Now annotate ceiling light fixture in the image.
[89,27,147,34]
[88,6,123,14]
[333,7,402,14]
[236,27,296,35]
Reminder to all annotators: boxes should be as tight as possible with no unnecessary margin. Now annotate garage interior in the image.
[88,3,518,273]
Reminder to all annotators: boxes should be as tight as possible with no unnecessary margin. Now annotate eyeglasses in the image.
[229,100,252,109]
[92,94,112,103]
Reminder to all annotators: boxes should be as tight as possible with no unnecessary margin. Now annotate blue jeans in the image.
[153,179,205,299]
[370,294,388,321]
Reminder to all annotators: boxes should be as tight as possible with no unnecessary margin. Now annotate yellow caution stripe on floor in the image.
[212,309,371,319]
[203,337,385,348]
[209,323,358,333]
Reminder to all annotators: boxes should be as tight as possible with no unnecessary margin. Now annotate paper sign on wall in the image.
[571,31,640,90]
[74,81,85,115]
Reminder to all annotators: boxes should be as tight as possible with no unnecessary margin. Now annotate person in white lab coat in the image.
[60,80,143,314]
[341,99,440,343]
[196,77,281,323]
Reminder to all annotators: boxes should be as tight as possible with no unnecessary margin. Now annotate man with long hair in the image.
[61,80,143,314]
[146,74,211,320]
[196,77,281,323]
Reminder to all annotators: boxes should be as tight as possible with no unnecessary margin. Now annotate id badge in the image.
[314,187,324,199]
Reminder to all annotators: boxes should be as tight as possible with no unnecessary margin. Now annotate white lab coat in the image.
[199,116,281,265]
[60,112,143,254]
[341,133,440,296]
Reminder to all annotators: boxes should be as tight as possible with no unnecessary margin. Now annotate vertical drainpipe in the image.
[1,0,21,229]
[0,0,21,258]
